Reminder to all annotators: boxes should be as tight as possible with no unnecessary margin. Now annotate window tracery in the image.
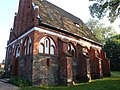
[39,37,56,55]
[23,37,32,55]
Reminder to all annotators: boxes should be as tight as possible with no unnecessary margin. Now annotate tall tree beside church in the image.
[103,35,120,71]
[89,0,120,23]
[86,19,117,44]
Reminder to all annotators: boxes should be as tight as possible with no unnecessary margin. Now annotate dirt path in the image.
[0,81,19,90]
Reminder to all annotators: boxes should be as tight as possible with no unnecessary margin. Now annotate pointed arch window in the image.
[39,37,56,55]
[68,43,75,57]
[45,38,50,54]
[15,44,20,58]
[24,41,27,55]
[23,37,32,55]
[29,43,32,54]
[82,47,89,56]
[50,46,55,55]
[28,38,32,54]
[39,43,44,53]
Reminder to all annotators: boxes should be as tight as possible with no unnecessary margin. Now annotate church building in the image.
[5,0,111,86]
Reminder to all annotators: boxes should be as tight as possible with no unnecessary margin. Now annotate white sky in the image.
[0,0,119,63]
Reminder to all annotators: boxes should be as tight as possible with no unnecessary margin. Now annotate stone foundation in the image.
[32,54,59,86]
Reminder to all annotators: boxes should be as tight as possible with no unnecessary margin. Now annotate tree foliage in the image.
[86,19,117,44]
[103,34,120,71]
[89,0,120,22]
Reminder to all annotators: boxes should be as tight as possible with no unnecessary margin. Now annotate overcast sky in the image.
[0,0,119,63]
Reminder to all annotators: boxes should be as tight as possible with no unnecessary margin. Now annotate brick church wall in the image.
[5,0,111,86]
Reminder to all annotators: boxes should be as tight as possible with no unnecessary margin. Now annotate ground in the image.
[0,81,19,90]
[0,71,119,90]
[19,71,120,90]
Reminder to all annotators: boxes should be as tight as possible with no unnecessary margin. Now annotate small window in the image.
[47,59,50,67]
[74,23,80,28]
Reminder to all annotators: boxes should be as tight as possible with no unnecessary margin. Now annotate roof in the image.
[35,0,98,42]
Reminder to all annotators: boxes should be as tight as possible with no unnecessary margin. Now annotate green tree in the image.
[89,0,120,22]
[86,19,117,44]
[103,35,120,71]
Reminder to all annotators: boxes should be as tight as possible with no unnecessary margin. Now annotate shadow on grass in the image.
[20,77,120,90]
[73,78,120,90]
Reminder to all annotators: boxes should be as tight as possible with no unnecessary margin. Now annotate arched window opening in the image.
[23,37,32,55]
[68,43,75,57]
[28,38,32,54]
[15,44,20,58]
[45,38,50,54]
[29,43,32,54]
[24,41,27,55]
[71,50,75,57]
[50,46,55,55]
[39,37,56,55]
[39,43,44,53]
[83,47,89,56]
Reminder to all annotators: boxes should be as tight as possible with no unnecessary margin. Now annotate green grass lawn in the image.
[19,71,120,90]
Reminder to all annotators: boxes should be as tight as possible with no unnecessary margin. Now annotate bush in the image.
[0,70,5,78]
[8,76,31,87]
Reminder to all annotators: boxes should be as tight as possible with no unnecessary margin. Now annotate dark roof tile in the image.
[35,0,98,42]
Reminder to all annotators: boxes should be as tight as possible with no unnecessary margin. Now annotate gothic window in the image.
[23,37,32,55]
[29,43,32,54]
[39,43,44,53]
[24,41,27,55]
[15,44,20,58]
[28,38,32,54]
[68,43,75,57]
[39,37,56,55]
[50,46,55,55]
[83,47,89,56]
[45,38,50,54]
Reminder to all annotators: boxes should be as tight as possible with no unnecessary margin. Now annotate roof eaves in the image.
[40,21,102,46]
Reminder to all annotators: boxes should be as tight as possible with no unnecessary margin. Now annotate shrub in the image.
[0,70,5,78]
[8,76,31,87]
